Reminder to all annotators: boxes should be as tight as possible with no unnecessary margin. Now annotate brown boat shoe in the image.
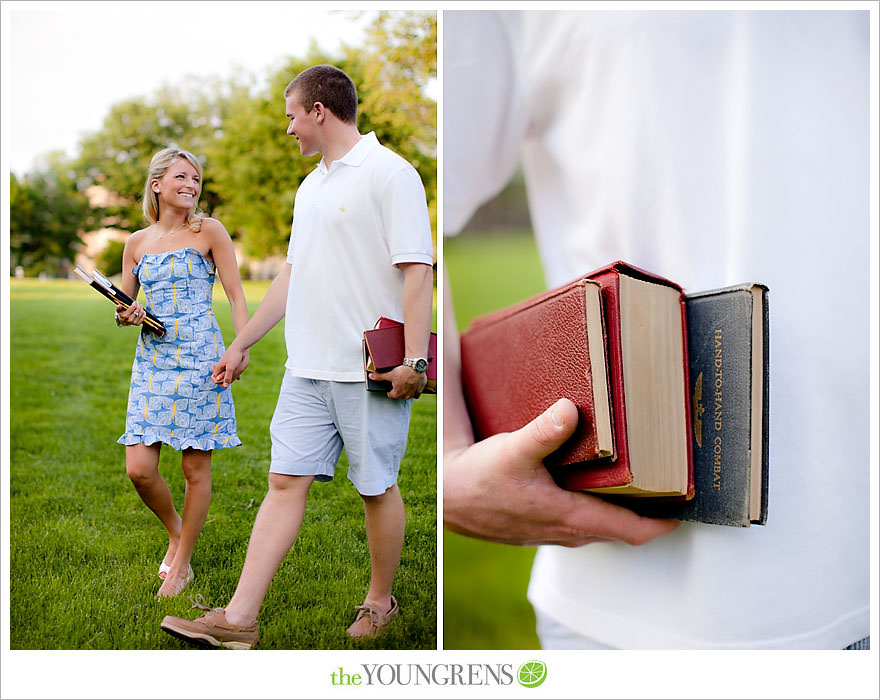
[346,596,400,639]
[161,596,258,649]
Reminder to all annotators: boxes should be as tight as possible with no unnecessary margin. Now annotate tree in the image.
[94,239,126,277]
[73,77,236,232]
[10,153,92,276]
[26,11,438,269]
[208,11,437,258]
[206,50,335,258]
[350,10,437,249]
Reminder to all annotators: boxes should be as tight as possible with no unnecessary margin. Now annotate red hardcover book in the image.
[460,261,694,499]
[555,262,694,498]
[363,318,437,394]
[460,278,614,464]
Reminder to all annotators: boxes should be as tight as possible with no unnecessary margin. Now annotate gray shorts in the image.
[269,372,413,496]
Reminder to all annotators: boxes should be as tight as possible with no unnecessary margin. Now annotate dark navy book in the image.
[631,283,769,527]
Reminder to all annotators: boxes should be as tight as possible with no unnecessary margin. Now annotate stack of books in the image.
[460,261,769,527]
[74,266,166,336]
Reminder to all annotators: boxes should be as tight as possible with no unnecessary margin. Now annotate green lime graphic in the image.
[517,660,547,688]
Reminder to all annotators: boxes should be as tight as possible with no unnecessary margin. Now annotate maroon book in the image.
[460,278,613,465]
[460,261,694,499]
[363,317,437,394]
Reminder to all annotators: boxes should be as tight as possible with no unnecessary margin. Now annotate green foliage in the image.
[74,78,232,231]
[9,11,437,275]
[209,11,437,258]
[9,153,92,276]
[94,239,126,276]
[9,279,437,650]
[354,11,437,244]
[205,54,322,258]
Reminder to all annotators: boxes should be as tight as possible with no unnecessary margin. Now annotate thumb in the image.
[511,398,579,462]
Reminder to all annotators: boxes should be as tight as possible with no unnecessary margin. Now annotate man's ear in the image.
[313,101,325,123]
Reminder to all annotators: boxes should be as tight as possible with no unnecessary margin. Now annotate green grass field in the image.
[8,278,436,650]
[443,230,548,650]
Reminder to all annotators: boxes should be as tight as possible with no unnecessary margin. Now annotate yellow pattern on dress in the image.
[120,249,240,450]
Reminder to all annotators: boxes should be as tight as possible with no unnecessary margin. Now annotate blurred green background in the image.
[443,228,549,650]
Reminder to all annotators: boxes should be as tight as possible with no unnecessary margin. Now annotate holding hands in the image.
[212,343,250,387]
[115,301,250,388]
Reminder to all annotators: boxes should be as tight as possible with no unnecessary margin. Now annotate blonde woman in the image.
[116,147,249,598]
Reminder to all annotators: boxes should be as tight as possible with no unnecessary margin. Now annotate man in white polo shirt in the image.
[442,10,869,656]
[160,64,435,649]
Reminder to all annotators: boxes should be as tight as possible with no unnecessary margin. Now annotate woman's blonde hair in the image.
[142,147,205,231]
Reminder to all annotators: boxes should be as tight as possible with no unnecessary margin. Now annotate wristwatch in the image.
[403,357,429,373]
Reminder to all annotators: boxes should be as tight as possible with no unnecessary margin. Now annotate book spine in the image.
[679,295,696,499]
[551,269,633,489]
[676,289,757,525]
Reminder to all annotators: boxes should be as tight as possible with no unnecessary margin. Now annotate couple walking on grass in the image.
[114,64,435,649]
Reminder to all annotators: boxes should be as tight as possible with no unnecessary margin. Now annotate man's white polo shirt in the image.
[284,131,434,381]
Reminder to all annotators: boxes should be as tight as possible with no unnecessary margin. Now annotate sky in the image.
[2,1,385,176]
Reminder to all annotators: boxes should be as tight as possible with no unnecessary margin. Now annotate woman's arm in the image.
[205,219,250,336]
[204,218,251,377]
[115,233,146,325]
[211,264,290,388]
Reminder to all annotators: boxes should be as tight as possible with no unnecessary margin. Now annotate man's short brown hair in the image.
[284,65,358,124]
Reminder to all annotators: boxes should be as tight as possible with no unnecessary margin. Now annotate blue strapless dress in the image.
[117,248,241,451]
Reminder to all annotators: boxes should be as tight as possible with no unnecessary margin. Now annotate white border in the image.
[3,3,878,700]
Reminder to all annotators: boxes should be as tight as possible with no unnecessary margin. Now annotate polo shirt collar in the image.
[319,131,379,174]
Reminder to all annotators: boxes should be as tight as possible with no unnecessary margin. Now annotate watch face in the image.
[414,358,429,373]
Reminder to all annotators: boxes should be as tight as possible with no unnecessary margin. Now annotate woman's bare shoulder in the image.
[199,217,230,236]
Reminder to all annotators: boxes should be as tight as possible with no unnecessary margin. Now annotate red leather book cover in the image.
[460,261,694,497]
[550,262,695,498]
[460,277,613,466]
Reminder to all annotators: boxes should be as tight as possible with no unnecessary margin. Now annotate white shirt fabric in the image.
[445,10,870,648]
[285,131,434,381]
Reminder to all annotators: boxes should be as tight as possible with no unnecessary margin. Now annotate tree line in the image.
[10,11,436,278]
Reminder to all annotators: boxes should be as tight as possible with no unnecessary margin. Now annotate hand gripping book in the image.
[363,317,437,394]
[74,266,166,336]
[461,261,694,499]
